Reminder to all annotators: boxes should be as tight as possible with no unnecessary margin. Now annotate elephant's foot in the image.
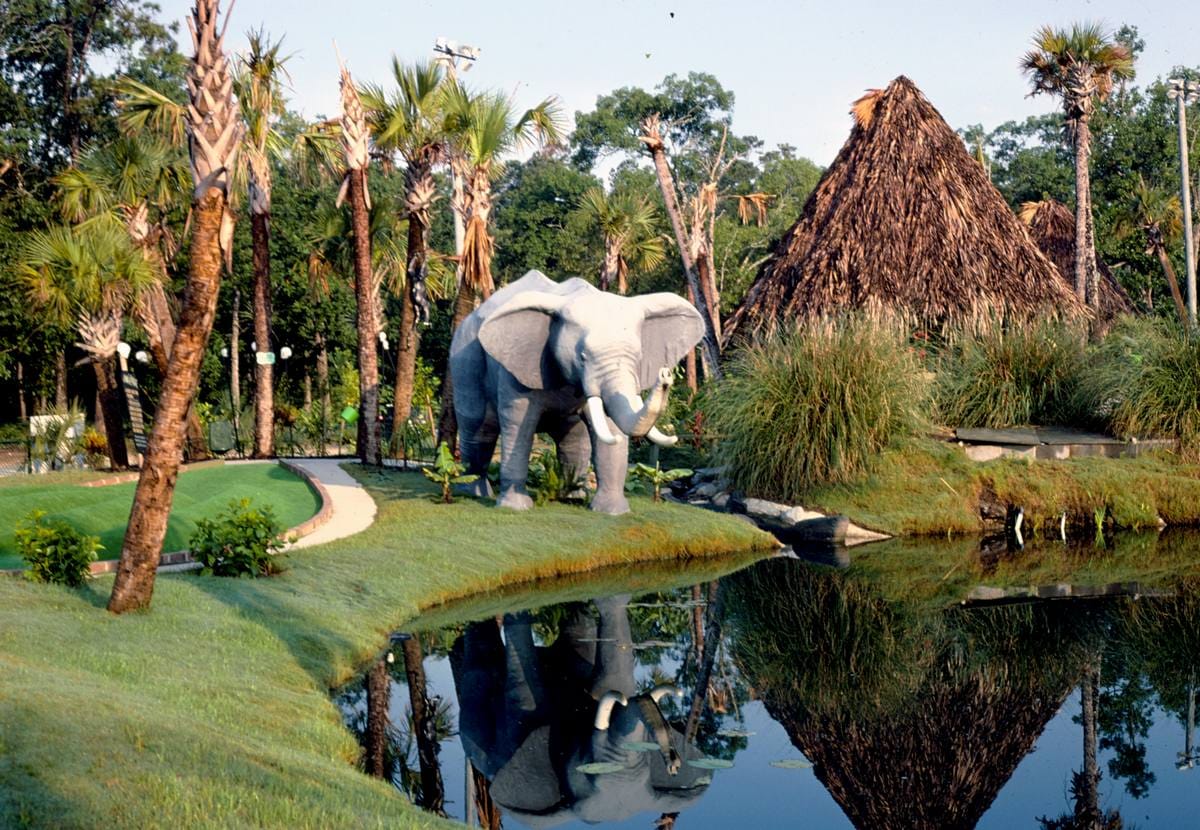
[459,476,493,499]
[590,491,630,515]
[496,488,534,511]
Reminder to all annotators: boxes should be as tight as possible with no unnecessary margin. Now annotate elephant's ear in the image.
[478,291,566,390]
[636,293,705,391]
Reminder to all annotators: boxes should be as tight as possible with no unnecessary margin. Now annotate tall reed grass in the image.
[703,317,927,502]
[932,322,1087,429]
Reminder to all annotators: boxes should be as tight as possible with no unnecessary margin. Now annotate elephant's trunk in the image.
[604,367,672,439]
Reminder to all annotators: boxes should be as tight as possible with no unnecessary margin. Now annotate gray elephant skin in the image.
[450,270,704,515]
[450,595,711,827]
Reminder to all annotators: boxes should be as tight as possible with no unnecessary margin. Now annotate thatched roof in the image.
[725,76,1084,342]
[1019,198,1134,321]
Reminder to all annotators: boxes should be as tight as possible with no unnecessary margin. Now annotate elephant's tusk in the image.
[594,690,628,730]
[646,427,678,447]
[649,684,682,703]
[586,396,620,445]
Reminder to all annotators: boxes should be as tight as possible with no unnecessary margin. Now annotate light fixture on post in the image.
[1168,77,1200,326]
[279,346,293,360]
[134,350,149,365]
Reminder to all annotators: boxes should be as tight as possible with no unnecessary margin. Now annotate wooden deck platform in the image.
[954,427,1177,461]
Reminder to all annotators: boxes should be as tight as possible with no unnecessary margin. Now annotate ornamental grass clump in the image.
[1077,316,1200,451]
[933,322,1087,428]
[704,317,928,503]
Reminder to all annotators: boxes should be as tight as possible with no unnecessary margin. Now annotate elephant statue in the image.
[450,270,704,514]
[449,594,711,827]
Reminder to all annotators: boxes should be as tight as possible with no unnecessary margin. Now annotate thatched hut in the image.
[724,76,1083,342]
[1019,198,1134,322]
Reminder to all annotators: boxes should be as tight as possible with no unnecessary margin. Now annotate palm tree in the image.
[1114,175,1188,322]
[361,59,448,444]
[1022,23,1134,310]
[55,135,212,459]
[573,187,666,294]
[235,30,290,458]
[435,83,564,448]
[20,223,155,470]
[108,0,239,615]
[336,59,382,465]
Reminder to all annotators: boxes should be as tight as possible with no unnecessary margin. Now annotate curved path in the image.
[283,458,377,549]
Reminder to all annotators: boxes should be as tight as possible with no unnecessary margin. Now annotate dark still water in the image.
[337,536,1200,829]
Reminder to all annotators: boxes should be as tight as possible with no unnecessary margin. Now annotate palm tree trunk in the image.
[435,288,476,454]
[92,356,129,470]
[348,168,381,466]
[1073,117,1096,306]
[401,635,446,815]
[1155,244,1189,325]
[143,282,209,459]
[392,189,430,447]
[316,332,329,414]
[365,655,390,779]
[230,288,242,453]
[251,212,274,457]
[600,241,620,291]
[644,133,722,378]
[108,189,226,614]
[55,351,68,409]
[17,360,27,421]
[697,249,722,340]
[1077,659,1102,829]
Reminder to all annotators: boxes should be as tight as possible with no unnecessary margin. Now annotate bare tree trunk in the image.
[1156,245,1189,325]
[401,635,446,815]
[316,332,329,414]
[109,189,226,614]
[600,242,620,292]
[642,119,722,379]
[349,168,381,466]
[365,655,390,779]
[251,212,274,457]
[1073,117,1096,306]
[55,351,68,409]
[697,250,722,341]
[303,373,312,408]
[93,357,129,469]
[392,193,430,448]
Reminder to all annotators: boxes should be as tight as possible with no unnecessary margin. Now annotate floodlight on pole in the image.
[1169,77,1200,326]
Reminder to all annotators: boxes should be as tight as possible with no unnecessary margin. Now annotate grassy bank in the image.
[803,439,1200,537]
[0,462,321,569]
[0,467,772,829]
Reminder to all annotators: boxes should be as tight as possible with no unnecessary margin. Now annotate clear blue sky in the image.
[159,0,1195,165]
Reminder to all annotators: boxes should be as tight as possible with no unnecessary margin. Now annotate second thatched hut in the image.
[724,76,1083,342]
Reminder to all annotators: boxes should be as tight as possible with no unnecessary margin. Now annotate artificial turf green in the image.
[0,467,773,829]
[0,462,322,569]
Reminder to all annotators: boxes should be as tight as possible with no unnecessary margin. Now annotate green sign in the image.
[255,351,276,366]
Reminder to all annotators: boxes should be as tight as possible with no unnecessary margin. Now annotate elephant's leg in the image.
[496,396,540,511]
[458,408,498,498]
[589,415,630,515]
[548,414,592,501]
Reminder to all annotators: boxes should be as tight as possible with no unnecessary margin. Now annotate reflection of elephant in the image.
[450,594,710,827]
[450,270,704,514]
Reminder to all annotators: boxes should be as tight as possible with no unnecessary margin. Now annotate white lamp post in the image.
[1168,78,1200,326]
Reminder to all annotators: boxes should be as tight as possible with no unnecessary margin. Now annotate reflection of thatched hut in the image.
[1019,198,1134,323]
[724,76,1083,342]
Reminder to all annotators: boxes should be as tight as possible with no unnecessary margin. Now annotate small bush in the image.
[190,498,285,577]
[629,462,693,502]
[1078,316,1200,450]
[15,510,101,587]
[933,322,1087,428]
[704,317,928,502]
[527,447,589,505]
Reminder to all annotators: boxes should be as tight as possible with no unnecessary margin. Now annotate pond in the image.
[337,533,1200,829]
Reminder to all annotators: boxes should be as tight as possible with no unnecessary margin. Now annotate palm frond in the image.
[116,78,187,145]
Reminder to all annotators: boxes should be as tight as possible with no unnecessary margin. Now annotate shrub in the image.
[704,317,928,502]
[15,510,101,587]
[527,447,589,505]
[1077,316,1200,450]
[933,322,1087,429]
[629,462,693,502]
[190,498,285,577]
[422,442,478,503]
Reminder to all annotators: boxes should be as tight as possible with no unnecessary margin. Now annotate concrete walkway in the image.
[284,459,377,549]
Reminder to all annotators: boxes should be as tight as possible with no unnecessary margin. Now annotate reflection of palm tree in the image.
[365,655,390,779]
[399,634,446,815]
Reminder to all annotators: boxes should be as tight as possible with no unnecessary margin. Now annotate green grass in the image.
[0,467,773,829]
[0,462,321,569]
[802,439,1200,536]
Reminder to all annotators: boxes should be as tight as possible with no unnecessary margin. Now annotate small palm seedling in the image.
[630,462,693,503]
[423,442,479,503]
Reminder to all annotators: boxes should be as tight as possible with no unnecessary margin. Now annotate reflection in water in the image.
[339,534,1200,828]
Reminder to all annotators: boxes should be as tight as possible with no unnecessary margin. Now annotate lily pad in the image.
[687,757,734,770]
[576,761,626,775]
[620,741,662,752]
[717,728,756,738]
[769,759,813,769]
